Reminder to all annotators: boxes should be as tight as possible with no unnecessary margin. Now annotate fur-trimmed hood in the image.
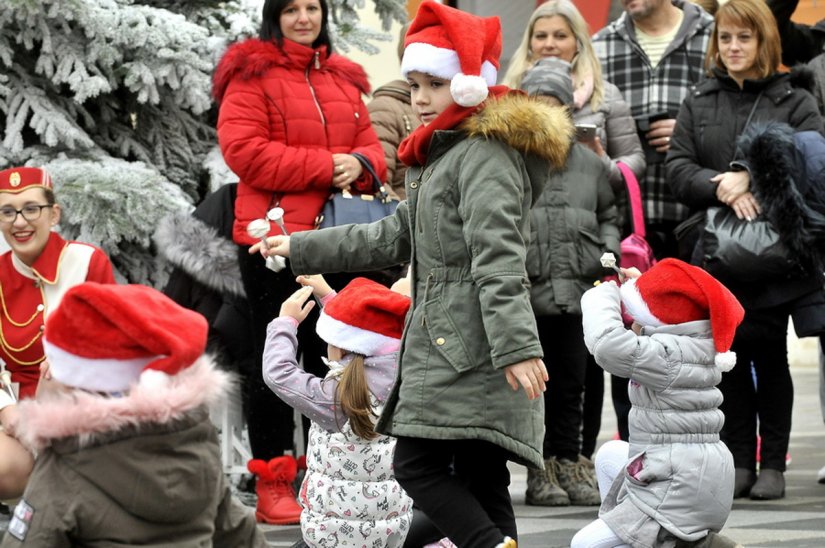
[154,212,246,298]
[212,38,370,103]
[16,357,231,452]
[736,121,825,271]
[462,92,574,171]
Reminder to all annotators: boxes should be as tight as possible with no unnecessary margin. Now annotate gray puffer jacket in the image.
[581,282,734,545]
[527,144,620,316]
[289,93,574,468]
[573,81,646,194]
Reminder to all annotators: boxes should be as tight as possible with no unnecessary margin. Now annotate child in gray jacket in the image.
[574,259,744,548]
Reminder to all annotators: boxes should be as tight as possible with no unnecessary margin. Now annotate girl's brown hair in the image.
[705,0,781,79]
[336,354,378,439]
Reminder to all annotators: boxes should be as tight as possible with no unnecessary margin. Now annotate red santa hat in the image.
[316,278,411,357]
[0,167,53,193]
[43,283,208,392]
[619,259,745,371]
[401,1,502,107]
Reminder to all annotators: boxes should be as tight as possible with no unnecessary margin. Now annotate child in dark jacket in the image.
[1,283,265,547]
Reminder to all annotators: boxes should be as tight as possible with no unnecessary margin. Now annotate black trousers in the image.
[536,315,589,461]
[394,437,516,548]
[237,248,327,459]
[580,356,604,459]
[720,307,794,472]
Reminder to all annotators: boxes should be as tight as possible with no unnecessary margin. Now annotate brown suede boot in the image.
[248,456,303,525]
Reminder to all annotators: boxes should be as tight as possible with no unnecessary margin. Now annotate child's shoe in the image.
[675,531,743,547]
[525,459,569,506]
[749,468,785,500]
[495,536,517,548]
[556,456,601,506]
[247,456,302,524]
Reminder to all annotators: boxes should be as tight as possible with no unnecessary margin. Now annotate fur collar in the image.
[737,121,825,271]
[462,93,574,170]
[16,358,231,452]
[154,213,246,297]
[212,38,370,103]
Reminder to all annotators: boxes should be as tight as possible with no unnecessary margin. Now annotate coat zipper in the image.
[305,52,326,126]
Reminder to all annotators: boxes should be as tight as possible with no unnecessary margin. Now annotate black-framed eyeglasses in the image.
[0,204,54,224]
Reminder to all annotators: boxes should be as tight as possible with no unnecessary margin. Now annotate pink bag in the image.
[608,163,656,325]
[617,162,656,274]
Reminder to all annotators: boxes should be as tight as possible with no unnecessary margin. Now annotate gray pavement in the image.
[261,363,825,547]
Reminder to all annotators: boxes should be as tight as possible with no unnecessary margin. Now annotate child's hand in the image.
[504,358,548,400]
[621,267,642,280]
[297,275,333,299]
[279,286,315,323]
[250,235,290,257]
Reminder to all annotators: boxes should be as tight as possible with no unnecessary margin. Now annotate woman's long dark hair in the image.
[260,0,333,51]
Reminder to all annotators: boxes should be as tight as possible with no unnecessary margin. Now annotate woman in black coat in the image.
[666,0,823,501]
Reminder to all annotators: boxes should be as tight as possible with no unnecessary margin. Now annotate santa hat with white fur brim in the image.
[43,283,208,393]
[316,278,410,357]
[619,259,745,371]
[401,1,502,107]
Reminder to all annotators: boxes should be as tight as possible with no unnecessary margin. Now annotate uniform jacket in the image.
[666,70,823,308]
[287,93,574,468]
[572,81,645,194]
[263,317,412,547]
[3,360,266,548]
[527,144,620,317]
[593,0,713,225]
[0,232,114,399]
[213,38,386,244]
[581,282,734,546]
[367,80,421,199]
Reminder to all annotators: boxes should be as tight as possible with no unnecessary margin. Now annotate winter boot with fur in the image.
[525,458,570,506]
[674,531,744,548]
[556,455,601,506]
[248,456,302,525]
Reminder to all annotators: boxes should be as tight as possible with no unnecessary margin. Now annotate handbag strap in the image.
[351,152,384,195]
[617,161,646,238]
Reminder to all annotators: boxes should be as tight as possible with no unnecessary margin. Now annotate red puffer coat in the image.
[213,38,386,244]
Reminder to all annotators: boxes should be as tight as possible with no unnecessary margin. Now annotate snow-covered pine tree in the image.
[0,0,405,285]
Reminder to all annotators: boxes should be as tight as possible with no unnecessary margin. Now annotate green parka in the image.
[290,94,573,468]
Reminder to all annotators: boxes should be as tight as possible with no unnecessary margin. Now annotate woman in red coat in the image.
[0,166,115,500]
[212,0,386,525]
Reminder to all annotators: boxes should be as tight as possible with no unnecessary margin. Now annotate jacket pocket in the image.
[423,298,477,373]
[576,226,605,280]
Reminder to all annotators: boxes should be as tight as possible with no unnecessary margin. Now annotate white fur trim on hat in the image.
[715,351,737,372]
[317,311,401,357]
[619,279,664,327]
[44,338,156,392]
[450,74,489,107]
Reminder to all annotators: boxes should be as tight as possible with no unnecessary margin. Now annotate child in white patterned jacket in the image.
[263,274,413,548]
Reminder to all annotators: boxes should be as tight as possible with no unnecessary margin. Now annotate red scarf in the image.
[398,85,512,167]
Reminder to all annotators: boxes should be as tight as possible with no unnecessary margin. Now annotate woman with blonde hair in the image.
[503,0,644,193]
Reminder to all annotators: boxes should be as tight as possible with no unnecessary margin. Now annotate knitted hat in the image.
[401,1,502,107]
[0,167,53,193]
[43,283,208,392]
[316,278,411,356]
[520,58,575,107]
[619,259,745,371]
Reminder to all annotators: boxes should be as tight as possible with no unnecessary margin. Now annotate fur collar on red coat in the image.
[212,38,371,104]
[15,358,231,452]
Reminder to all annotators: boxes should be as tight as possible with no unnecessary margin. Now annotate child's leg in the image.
[594,439,628,499]
[454,440,516,540]
[394,437,512,548]
[570,518,631,548]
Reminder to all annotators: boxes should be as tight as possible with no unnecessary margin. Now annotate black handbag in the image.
[700,206,796,284]
[317,153,399,229]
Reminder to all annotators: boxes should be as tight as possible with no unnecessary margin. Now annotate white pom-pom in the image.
[139,369,172,390]
[450,73,489,107]
[715,351,737,372]
[246,218,270,239]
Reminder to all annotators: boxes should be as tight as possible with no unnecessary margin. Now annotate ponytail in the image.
[336,354,378,440]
